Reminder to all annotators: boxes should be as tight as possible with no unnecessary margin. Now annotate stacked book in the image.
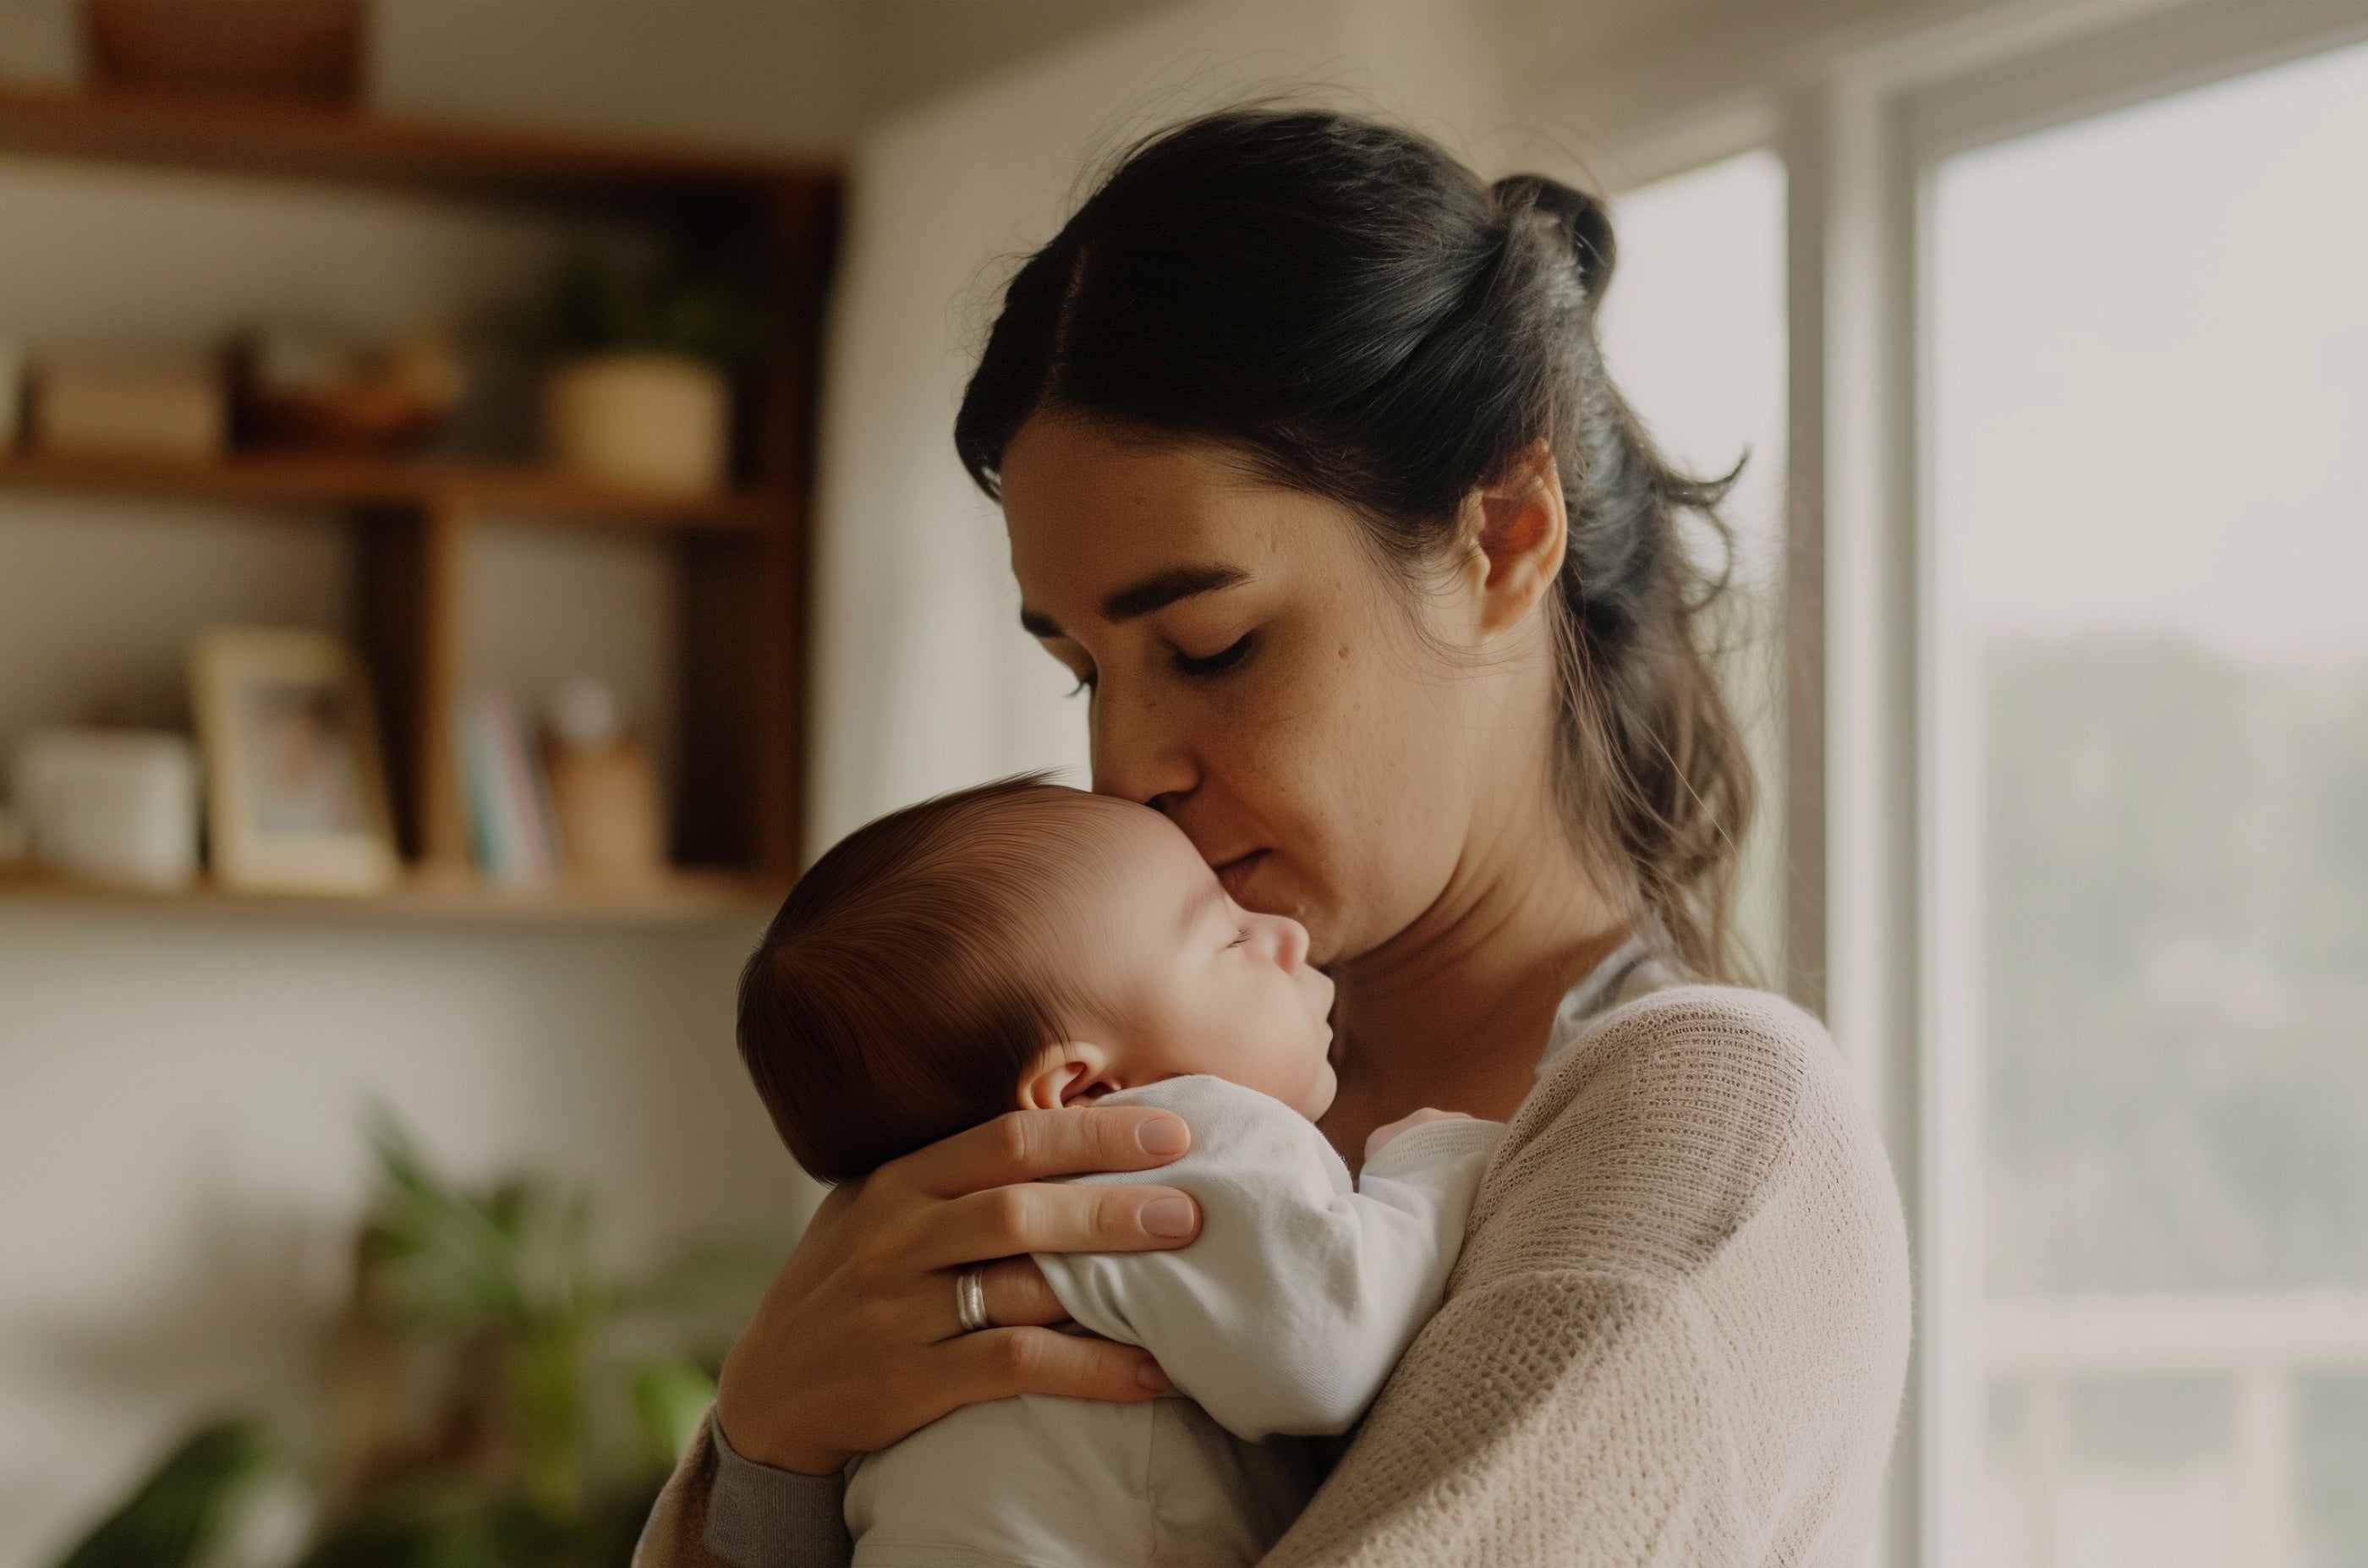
[461,691,562,888]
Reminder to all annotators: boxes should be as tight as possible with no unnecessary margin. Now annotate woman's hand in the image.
[714,1105,1202,1477]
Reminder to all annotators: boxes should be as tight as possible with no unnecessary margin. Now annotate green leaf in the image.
[529,248,768,369]
[52,1418,272,1568]
[630,1359,717,1466]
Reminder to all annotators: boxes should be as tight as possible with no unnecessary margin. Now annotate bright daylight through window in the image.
[1930,36,2368,1568]
[1597,149,1789,988]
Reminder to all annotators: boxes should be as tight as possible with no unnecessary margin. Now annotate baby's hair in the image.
[737,774,1115,1181]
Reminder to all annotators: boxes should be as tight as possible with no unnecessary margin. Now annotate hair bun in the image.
[1492,173,1616,299]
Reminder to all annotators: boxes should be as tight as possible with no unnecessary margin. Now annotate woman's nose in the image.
[1088,679,1198,809]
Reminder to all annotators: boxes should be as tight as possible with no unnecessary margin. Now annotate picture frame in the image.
[190,627,398,893]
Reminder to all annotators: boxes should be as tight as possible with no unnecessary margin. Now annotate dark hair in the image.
[737,776,1100,1181]
[954,109,1755,979]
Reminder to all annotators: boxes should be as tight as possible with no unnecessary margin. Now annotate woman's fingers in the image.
[935,1326,1170,1414]
[913,1178,1201,1271]
[896,1104,1192,1198]
[974,1256,1069,1329]
[917,1257,1071,1340]
[709,1106,1199,1477]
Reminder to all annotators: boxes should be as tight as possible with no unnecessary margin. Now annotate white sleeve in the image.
[1032,1076,1505,1443]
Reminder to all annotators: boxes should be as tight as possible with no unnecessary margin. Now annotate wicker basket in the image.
[83,0,365,106]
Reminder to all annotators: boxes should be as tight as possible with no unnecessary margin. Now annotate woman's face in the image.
[1000,414,1539,968]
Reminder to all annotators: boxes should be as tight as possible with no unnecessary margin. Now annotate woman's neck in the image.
[1326,799,1631,1135]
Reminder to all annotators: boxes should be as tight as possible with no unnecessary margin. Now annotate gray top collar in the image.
[1535,930,1676,1078]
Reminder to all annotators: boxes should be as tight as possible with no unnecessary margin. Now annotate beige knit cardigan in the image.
[637,981,1912,1566]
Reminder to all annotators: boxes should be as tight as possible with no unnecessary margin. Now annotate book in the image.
[462,690,560,887]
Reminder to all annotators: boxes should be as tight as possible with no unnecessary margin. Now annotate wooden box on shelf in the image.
[0,85,836,923]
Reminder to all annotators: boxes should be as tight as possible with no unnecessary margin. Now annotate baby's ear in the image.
[1016,1041,1115,1111]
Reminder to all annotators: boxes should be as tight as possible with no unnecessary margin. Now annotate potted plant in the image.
[47,1112,751,1568]
[534,252,767,497]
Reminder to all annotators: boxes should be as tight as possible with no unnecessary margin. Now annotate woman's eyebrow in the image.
[1102,565,1247,622]
[1019,564,1248,639]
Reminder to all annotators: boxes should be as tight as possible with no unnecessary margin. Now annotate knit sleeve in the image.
[632,1411,852,1568]
[1262,986,1912,1566]
[1263,1270,1746,1564]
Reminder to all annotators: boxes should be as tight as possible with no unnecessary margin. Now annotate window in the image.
[1597,149,1790,984]
[1927,37,2368,1568]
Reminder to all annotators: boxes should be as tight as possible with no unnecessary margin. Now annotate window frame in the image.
[1592,3,2368,1561]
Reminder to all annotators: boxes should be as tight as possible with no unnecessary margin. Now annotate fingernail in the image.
[1137,1117,1189,1156]
[1134,1359,1170,1392]
[1140,1196,1197,1237]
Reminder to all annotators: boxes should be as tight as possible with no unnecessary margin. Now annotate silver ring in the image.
[955,1266,991,1334]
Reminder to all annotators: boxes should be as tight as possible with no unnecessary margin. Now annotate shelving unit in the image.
[0,448,782,531]
[0,86,838,922]
[0,863,780,923]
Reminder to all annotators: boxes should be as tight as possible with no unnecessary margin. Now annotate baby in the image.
[735,776,1504,1568]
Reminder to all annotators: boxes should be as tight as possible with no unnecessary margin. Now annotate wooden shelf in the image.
[0,83,835,209]
[0,90,836,889]
[0,866,786,925]
[0,448,780,531]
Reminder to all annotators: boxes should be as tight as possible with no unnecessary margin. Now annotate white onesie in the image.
[841,1074,1505,1568]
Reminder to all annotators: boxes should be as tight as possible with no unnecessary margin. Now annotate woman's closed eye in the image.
[1173,632,1256,678]
[1054,648,1097,697]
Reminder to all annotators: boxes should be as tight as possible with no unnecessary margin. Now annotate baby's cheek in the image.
[1301,1056,1340,1121]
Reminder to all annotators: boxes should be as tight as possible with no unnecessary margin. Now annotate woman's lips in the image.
[1214,849,1267,899]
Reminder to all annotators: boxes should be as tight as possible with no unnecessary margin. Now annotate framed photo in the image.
[190,628,397,893]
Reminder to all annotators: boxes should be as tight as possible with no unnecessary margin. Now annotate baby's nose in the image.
[1265,913,1311,970]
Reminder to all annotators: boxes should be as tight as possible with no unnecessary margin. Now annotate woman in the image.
[641,109,1909,1565]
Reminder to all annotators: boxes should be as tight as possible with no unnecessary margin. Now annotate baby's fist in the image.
[1365,1107,1473,1160]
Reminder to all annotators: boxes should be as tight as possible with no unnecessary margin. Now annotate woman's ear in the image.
[1460,441,1569,640]
[1015,1041,1118,1110]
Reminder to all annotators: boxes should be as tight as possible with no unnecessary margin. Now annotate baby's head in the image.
[738,777,1337,1181]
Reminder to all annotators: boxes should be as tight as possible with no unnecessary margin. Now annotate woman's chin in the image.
[1214,848,1269,901]
[1220,849,1310,920]
[1218,851,1344,960]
